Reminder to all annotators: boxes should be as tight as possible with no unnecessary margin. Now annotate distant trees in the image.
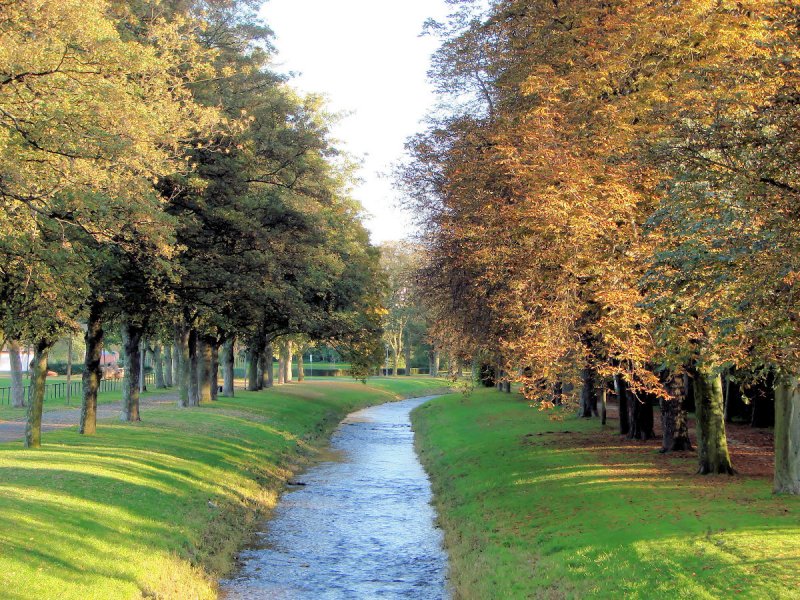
[378,241,436,376]
[0,0,384,446]
[404,1,800,492]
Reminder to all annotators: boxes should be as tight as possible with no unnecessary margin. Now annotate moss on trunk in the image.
[198,336,212,403]
[121,321,142,422]
[774,377,800,494]
[660,372,692,453]
[188,329,199,406]
[176,324,190,407]
[248,347,260,391]
[25,339,52,448]
[211,343,219,402]
[692,367,734,475]
[80,301,104,435]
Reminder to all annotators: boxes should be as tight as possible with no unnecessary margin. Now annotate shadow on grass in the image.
[414,388,800,599]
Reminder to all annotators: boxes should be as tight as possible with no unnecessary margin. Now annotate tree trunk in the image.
[198,336,212,403]
[188,329,199,406]
[404,332,412,376]
[176,324,190,407]
[431,350,440,377]
[552,380,563,406]
[683,372,696,412]
[749,372,776,428]
[479,363,494,387]
[66,335,73,405]
[248,347,260,391]
[259,341,271,389]
[80,301,103,435]
[171,341,179,388]
[140,343,147,394]
[391,345,398,376]
[277,346,285,385]
[774,376,800,494]
[614,375,629,435]
[724,372,732,423]
[222,337,235,397]
[265,342,274,388]
[163,343,173,387]
[627,389,655,440]
[121,321,143,422]
[154,344,165,388]
[25,339,53,448]
[660,373,693,453]
[580,366,597,418]
[692,366,735,475]
[211,342,219,402]
[297,352,305,382]
[9,339,25,408]
[599,382,607,425]
[284,340,293,382]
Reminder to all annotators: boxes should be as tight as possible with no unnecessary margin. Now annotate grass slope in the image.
[413,388,800,599]
[0,377,448,600]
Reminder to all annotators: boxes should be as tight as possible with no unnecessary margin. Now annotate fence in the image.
[0,371,156,406]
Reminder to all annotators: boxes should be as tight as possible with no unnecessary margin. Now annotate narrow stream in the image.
[221,396,450,599]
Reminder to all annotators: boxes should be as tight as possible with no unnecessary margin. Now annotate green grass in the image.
[0,375,150,420]
[0,376,450,600]
[300,361,351,369]
[412,387,800,599]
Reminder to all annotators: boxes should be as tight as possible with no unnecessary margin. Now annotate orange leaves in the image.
[404,0,800,394]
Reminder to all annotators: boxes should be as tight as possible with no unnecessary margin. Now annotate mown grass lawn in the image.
[0,375,129,420]
[413,387,800,599]
[0,376,448,600]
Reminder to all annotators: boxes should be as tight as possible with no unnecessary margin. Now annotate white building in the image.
[0,345,34,373]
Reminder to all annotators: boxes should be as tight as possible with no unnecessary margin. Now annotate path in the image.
[0,393,179,443]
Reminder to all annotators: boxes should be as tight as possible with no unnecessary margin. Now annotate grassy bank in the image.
[0,386,157,421]
[0,376,448,600]
[413,388,800,599]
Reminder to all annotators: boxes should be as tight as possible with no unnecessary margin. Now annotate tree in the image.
[8,339,25,408]
[1,0,217,441]
[379,242,420,375]
[404,0,800,482]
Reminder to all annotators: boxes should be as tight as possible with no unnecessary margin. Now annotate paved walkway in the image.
[0,393,179,443]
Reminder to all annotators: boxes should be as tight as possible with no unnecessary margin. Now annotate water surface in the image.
[221,396,449,599]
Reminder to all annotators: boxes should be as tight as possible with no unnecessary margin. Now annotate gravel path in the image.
[0,393,180,443]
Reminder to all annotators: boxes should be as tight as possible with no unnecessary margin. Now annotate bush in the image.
[47,362,85,376]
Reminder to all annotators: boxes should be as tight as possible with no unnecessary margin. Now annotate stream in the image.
[220,396,450,599]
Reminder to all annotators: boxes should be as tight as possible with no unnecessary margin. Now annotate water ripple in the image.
[221,396,450,600]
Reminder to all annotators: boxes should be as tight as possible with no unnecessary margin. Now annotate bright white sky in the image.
[260,0,451,244]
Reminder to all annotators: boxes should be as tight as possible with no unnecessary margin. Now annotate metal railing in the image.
[0,371,156,406]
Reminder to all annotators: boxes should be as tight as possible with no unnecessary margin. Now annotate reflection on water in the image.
[221,396,450,599]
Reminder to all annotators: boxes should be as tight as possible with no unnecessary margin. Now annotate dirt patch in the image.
[545,402,774,480]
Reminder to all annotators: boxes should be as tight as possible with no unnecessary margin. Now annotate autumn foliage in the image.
[403,1,800,488]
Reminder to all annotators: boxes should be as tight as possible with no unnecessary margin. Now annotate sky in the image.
[260,0,451,244]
